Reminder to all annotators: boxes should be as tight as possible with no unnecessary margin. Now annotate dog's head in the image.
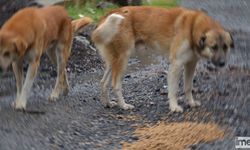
[0,31,27,72]
[197,29,234,67]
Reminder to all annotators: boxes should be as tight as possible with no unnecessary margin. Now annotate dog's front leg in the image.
[168,62,183,112]
[12,60,23,100]
[184,60,201,107]
[12,59,40,110]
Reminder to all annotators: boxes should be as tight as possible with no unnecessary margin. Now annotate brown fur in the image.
[0,6,73,110]
[71,16,93,33]
[92,6,234,112]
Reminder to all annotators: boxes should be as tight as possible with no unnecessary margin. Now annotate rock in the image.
[96,2,115,9]
[0,0,43,27]
[160,85,168,95]
[111,0,142,6]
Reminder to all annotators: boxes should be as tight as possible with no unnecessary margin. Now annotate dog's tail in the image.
[71,16,93,33]
[92,13,124,44]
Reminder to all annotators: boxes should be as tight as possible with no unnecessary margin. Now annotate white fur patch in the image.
[176,40,194,64]
[109,14,125,21]
[96,13,124,44]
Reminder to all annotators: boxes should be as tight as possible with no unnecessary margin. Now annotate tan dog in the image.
[0,6,73,110]
[92,6,234,112]
[71,16,93,33]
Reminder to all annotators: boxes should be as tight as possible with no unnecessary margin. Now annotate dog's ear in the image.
[224,31,234,49]
[13,38,27,57]
[198,34,206,49]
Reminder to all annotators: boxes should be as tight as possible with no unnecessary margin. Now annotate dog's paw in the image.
[188,100,201,107]
[103,101,117,108]
[100,98,117,108]
[49,94,59,101]
[119,103,135,110]
[169,104,183,113]
[12,101,26,111]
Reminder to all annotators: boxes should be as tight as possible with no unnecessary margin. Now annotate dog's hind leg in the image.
[184,60,200,107]
[111,54,134,110]
[46,42,57,66]
[49,42,70,101]
[47,44,63,101]
[96,44,118,108]
[49,22,72,101]
[100,65,116,107]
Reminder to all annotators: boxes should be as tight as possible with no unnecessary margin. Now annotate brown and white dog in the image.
[0,6,73,110]
[92,6,234,112]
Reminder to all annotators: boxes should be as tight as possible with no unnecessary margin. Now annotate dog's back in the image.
[38,6,72,41]
[94,7,183,39]
[1,6,72,52]
[92,6,221,52]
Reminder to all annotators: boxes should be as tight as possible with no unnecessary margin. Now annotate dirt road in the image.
[0,0,250,150]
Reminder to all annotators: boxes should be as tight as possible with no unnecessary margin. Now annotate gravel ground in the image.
[0,0,250,150]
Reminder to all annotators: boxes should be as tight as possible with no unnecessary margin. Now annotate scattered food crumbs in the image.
[122,122,225,150]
